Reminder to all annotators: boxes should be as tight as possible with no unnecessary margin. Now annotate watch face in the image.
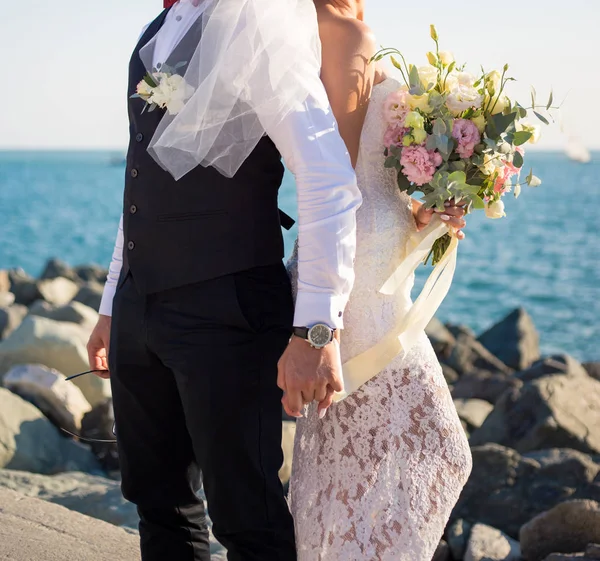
[309,324,332,348]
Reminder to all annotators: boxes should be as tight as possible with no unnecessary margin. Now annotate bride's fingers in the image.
[301,390,315,404]
[285,390,304,418]
[438,214,466,229]
[314,384,328,403]
[317,387,335,419]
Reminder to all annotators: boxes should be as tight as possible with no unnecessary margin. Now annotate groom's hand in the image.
[86,315,112,379]
[278,336,344,418]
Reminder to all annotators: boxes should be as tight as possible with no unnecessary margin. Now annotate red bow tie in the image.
[164,0,177,7]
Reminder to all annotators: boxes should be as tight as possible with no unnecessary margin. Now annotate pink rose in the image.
[384,122,409,148]
[383,89,410,124]
[452,119,480,159]
[400,145,442,186]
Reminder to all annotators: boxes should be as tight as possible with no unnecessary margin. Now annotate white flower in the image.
[444,71,477,94]
[146,73,195,115]
[480,152,503,176]
[418,65,438,90]
[438,51,455,66]
[446,84,483,116]
[528,175,542,187]
[488,95,509,115]
[485,70,502,94]
[485,199,506,219]
[136,79,154,99]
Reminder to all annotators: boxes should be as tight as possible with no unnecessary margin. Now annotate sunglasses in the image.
[63,370,117,444]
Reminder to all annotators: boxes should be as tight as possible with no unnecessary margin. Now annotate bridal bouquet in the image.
[374,25,554,265]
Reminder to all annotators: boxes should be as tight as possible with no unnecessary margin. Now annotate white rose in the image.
[485,70,502,95]
[456,72,476,87]
[164,75,195,115]
[446,85,483,116]
[485,199,506,219]
[418,65,438,91]
[136,79,154,98]
[438,51,455,66]
[480,152,503,176]
[407,93,433,114]
[489,95,509,115]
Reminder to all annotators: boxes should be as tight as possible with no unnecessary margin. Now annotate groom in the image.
[86,1,361,560]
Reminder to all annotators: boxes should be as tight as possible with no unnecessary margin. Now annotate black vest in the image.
[122,9,287,294]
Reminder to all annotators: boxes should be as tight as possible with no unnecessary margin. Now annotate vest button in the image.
[130,168,138,178]
[130,204,137,214]
[136,133,144,142]
[127,241,135,250]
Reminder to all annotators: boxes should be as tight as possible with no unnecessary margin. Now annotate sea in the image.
[0,150,598,362]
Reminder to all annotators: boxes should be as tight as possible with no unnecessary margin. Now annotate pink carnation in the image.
[384,122,409,148]
[383,90,410,124]
[494,147,524,192]
[452,119,480,159]
[400,145,442,186]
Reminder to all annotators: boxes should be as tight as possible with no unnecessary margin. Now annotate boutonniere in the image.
[131,62,194,116]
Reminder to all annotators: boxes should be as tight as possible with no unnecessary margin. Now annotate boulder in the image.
[28,300,99,328]
[4,364,92,433]
[543,555,595,561]
[447,331,514,378]
[0,269,10,292]
[452,445,600,538]
[74,264,108,284]
[464,523,521,561]
[452,370,522,404]
[478,307,540,370]
[37,277,80,306]
[442,363,460,385]
[432,540,451,561]
[0,469,137,528]
[0,315,110,406]
[520,500,600,561]
[280,421,296,486]
[446,323,476,339]
[40,258,80,283]
[0,487,141,561]
[447,518,473,561]
[517,355,588,382]
[469,375,600,454]
[8,268,42,306]
[0,388,101,475]
[0,303,27,340]
[584,363,600,382]
[73,282,105,312]
[586,544,600,559]
[0,291,15,307]
[426,318,456,358]
[81,400,119,473]
[454,398,494,432]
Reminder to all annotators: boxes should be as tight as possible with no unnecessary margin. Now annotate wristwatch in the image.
[293,324,336,349]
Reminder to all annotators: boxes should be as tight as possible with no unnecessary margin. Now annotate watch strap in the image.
[293,326,310,340]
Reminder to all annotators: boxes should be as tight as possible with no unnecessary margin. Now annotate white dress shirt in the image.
[99,0,361,329]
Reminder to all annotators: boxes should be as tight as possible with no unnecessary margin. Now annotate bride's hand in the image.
[414,200,467,240]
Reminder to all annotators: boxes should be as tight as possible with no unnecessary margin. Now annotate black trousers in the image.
[108,264,297,561]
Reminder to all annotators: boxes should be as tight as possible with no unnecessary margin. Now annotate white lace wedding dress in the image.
[287,78,473,561]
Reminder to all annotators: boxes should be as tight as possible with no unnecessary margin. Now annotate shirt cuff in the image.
[294,291,347,330]
[98,283,117,317]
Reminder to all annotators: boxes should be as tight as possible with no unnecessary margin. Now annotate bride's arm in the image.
[317,16,378,167]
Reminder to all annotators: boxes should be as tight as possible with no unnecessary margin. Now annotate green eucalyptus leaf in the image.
[426,135,437,151]
[513,131,532,147]
[471,195,486,209]
[547,90,553,110]
[409,64,421,89]
[512,150,524,168]
[433,119,447,136]
[384,156,397,168]
[534,111,550,125]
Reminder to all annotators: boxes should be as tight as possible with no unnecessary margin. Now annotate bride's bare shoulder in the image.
[317,13,377,62]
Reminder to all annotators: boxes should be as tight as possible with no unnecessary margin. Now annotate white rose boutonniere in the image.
[132,62,194,116]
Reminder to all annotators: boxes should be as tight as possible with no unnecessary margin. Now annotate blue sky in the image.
[1,0,598,150]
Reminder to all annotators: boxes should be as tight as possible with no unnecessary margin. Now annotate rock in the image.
[8,268,42,306]
[0,315,110,406]
[37,277,80,306]
[40,259,79,283]
[426,318,456,358]
[4,364,92,433]
[74,264,108,284]
[442,363,460,385]
[81,400,119,472]
[28,300,99,328]
[447,518,473,561]
[584,363,600,382]
[543,555,594,561]
[0,469,137,528]
[0,487,140,561]
[0,303,27,340]
[0,269,10,292]
[469,375,600,455]
[454,398,494,432]
[478,307,540,370]
[464,523,521,561]
[432,540,451,561]
[446,323,476,339]
[452,445,600,538]
[280,421,296,486]
[73,282,104,312]
[0,388,101,474]
[0,291,15,307]
[452,370,522,404]
[447,331,513,378]
[517,354,588,382]
[520,500,600,561]
[586,544,600,559]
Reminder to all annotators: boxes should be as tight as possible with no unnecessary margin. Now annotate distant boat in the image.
[565,136,591,163]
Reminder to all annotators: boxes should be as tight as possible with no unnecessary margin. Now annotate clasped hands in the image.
[278,334,343,419]
[415,199,467,238]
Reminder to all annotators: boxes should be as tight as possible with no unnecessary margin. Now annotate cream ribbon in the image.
[334,217,458,402]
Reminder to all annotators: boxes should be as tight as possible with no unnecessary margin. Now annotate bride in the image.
[286,1,473,559]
